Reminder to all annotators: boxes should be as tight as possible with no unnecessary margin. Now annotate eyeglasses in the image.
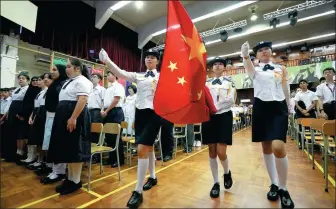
[32,80,38,82]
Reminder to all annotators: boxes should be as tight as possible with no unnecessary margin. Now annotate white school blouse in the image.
[249,62,285,102]
[11,85,29,101]
[59,76,93,101]
[206,76,235,114]
[103,81,125,108]
[108,69,160,110]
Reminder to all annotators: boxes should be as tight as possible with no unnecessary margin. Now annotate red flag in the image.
[154,0,210,124]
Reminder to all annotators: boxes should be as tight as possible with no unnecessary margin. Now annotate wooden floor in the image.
[1,127,335,208]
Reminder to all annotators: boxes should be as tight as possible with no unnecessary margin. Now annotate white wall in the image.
[16,40,51,79]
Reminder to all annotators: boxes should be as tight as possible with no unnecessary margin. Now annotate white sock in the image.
[24,146,32,162]
[16,149,20,154]
[209,158,219,184]
[37,154,43,163]
[67,164,73,181]
[68,163,83,184]
[275,155,288,190]
[53,163,66,175]
[135,158,149,193]
[148,152,156,179]
[263,153,279,185]
[46,163,53,168]
[30,146,37,161]
[220,157,230,174]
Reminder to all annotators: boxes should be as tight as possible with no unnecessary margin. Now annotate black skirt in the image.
[252,98,288,143]
[201,111,233,145]
[47,101,91,163]
[134,108,168,146]
[6,100,29,140]
[28,106,47,146]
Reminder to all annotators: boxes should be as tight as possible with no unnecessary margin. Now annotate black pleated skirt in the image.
[252,98,288,143]
[201,111,233,145]
[47,101,91,163]
[28,106,47,146]
[7,100,29,140]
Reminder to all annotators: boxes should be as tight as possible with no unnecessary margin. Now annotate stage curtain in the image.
[0,1,143,72]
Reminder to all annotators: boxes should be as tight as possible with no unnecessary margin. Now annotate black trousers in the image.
[160,119,174,157]
[89,109,103,144]
[323,102,336,120]
[103,107,125,165]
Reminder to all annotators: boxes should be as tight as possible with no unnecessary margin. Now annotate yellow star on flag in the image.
[181,25,206,69]
[197,90,202,100]
[168,61,178,72]
[177,76,187,86]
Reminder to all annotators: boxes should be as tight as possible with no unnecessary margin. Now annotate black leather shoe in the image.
[183,147,192,153]
[278,189,294,209]
[143,177,157,191]
[163,156,172,162]
[111,162,124,168]
[210,183,220,198]
[60,181,82,195]
[126,191,143,208]
[41,174,66,184]
[223,170,233,189]
[267,184,279,201]
[56,179,71,193]
[35,166,52,176]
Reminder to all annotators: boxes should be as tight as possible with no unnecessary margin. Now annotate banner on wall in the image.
[231,61,336,89]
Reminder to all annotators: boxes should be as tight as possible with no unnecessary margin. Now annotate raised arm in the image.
[99,49,136,83]
[241,41,256,78]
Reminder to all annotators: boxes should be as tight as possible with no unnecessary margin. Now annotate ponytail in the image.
[82,64,91,80]
[70,58,91,80]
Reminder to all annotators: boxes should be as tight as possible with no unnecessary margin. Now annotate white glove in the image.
[99,48,109,63]
[241,41,250,57]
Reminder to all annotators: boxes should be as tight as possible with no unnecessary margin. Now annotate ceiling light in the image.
[205,10,335,46]
[250,11,258,21]
[270,17,280,28]
[110,1,131,11]
[135,1,143,9]
[272,52,276,56]
[151,1,256,37]
[219,30,228,42]
[207,33,335,60]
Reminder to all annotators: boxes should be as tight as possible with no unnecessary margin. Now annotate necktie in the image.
[145,71,155,77]
[212,78,222,85]
[62,79,74,89]
[14,88,21,94]
[262,64,275,71]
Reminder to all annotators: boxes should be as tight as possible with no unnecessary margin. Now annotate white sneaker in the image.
[196,141,202,147]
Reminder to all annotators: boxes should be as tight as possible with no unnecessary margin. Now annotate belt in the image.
[89,108,101,111]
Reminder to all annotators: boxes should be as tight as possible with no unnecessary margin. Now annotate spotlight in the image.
[233,27,243,33]
[219,30,228,42]
[300,42,309,51]
[250,10,258,21]
[288,9,298,26]
[286,46,292,54]
[269,17,280,28]
[135,1,143,9]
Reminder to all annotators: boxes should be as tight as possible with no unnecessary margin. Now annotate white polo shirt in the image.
[59,76,93,101]
[103,81,125,108]
[315,82,336,104]
[88,85,106,109]
[0,97,11,114]
[250,62,285,101]
[294,90,318,109]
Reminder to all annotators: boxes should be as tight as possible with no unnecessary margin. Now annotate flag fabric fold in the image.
[153,0,211,124]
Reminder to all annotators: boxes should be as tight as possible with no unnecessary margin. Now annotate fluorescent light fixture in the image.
[205,10,335,46]
[151,1,257,37]
[135,1,144,9]
[207,32,336,60]
[250,13,258,21]
[110,1,131,11]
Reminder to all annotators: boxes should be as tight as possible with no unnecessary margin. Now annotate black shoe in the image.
[267,184,279,201]
[60,180,82,195]
[223,171,233,189]
[278,189,294,209]
[35,166,52,176]
[210,183,220,198]
[56,179,71,193]
[41,174,66,184]
[111,162,125,168]
[183,147,192,153]
[163,156,172,162]
[126,191,143,208]
[143,177,157,191]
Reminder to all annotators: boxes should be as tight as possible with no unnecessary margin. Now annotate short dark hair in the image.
[128,84,137,94]
[107,71,118,80]
[70,58,91,80]
[319,77,326,82]
[299,79,308,84]
[323,67,336,74]
[17,72,30,81]
[92,73,103,80]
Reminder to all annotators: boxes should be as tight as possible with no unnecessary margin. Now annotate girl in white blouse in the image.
[122,84,137,135]
[47,58,93,195]
[241,41,294,209]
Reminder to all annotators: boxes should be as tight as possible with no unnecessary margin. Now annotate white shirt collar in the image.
[146,69,157,74]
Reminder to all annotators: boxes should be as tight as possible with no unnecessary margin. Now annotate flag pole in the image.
[139,47,144,72]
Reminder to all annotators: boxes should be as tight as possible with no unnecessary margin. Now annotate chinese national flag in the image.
[154,0,210,124]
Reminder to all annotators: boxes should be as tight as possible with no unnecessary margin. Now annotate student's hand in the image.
[241,41,250,57]
[304,113,310,117]
[28,117,34,125]
[99,49,109,63]
[16,114,24,121]
[67,118,77,133]
[301,109,308,114]
[100,111,107,118]
[321,111,328,119]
